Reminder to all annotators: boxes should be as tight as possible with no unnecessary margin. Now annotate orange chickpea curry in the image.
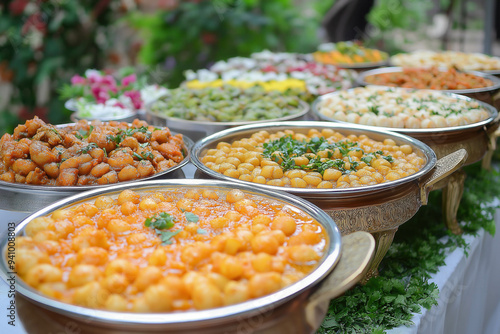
[201,129,426,189]
[14,187,328,312]
[0,117,185,186]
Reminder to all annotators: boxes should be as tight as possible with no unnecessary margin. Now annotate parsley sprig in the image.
[107,126,152,144]
[262,135,393,174]
[144,212,182,245]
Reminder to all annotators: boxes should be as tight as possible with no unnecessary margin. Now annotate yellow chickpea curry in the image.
[201,129,426,189]
[14,187,328,312]
[0,117,185,186]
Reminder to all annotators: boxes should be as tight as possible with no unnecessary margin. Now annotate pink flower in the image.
[113,102,126,109]
[101,75,117,87]
[124,90,143,110]
[91,86,110,104]
[71,75,86,85]
[121,74,137,87]
[86,69,103,84]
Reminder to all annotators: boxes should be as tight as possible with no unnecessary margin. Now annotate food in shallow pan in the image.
[150,85,302,122]
[363,67,494,90]
[14,186,328,312]
[312,41,388,65]
[390,50,500,71]
[200,129,425,189]
[0,117,184,186]
[315,87,490,129]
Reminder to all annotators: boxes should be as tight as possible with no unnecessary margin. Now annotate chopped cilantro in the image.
[185,212,200,223]
[157,229,182,245]
[144,212,177,230]
[77,143,99,154]
[197,228,208,235]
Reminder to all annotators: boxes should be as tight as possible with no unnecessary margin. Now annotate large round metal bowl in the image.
[190,121,467,277]
[312,88,499,165]
[333,59,389,72]
[356,67,500,110]
[144,99,310,142]
[65,99,139,123]
[1,179,349,333]
[0,123,194,212]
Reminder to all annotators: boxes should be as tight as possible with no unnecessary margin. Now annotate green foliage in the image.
[127,0,321,87]
[0,1,123,133]
[318,162,500,333]
[365,0,433,54]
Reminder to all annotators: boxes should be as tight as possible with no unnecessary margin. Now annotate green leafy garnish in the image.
[133,151,154,161]
[197,228,208,235]
[75,125,94,140]
[77,143,99,154]
[157,229,182,245]
[185,212,200,223]
[107,126,152,144]
[262,135,392,175]
[144,212,177,230]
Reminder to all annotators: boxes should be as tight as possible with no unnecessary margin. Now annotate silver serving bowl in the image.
[356,67,500,110]
[312,88,499,165]
[333,59,389,72]
[0,123,194,212]
[145,100,310,142]
[1,179,346,333]
[65,99,139,123]
[191,121,437,202]
[190,121,467,278]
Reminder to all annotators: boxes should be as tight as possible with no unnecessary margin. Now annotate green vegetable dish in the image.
[150,85,303,122]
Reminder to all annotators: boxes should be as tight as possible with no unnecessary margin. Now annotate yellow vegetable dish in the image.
[13,187,328,312]
[201,129,426,189]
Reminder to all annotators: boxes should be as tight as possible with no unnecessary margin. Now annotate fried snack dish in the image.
[317,87,490,129]
[201,129,425,189]
[14,187,327,312]
[0,117,184,186]
[364,67,493,90]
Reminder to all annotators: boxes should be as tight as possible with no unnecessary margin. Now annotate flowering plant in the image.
[61,69,145,110]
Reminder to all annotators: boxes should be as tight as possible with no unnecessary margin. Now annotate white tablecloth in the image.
[1,173,500,333]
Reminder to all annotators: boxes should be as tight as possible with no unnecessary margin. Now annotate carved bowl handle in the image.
[420,148,468,205]
[305,232,375,330]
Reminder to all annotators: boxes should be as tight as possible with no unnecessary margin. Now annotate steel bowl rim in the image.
[65,99,138,122]
[190,121,438,197]
[0,179,342,325]
[146,99,310,127]
[0,123,194,193]
[311,86,499,134]
[356,66,500,95]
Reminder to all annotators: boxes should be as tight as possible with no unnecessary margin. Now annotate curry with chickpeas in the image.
[201,129,426,189]
[0,117,185,186]
[14,187,328,312]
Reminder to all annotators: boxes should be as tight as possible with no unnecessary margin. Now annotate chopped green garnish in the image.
[158,229,182,245]
[77,143,99,154]
[197,228,208,235]
[185,212,200,223]
[144,212,177,230]
[262,135,389,175]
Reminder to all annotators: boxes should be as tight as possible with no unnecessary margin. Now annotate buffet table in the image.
[0,163,499,333]
[388,208,500,334]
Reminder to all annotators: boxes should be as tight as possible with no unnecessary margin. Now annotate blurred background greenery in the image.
[0,0,492,133]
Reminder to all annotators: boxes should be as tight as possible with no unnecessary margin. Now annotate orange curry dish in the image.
[364,67,493,90]
[0,117,185,186]
[14,187,328,312]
